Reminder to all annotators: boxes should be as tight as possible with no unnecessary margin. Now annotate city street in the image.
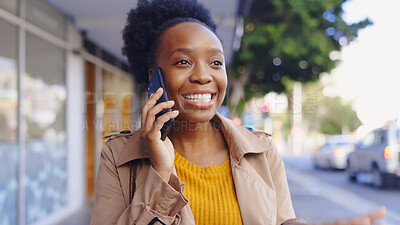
[283,155,400,225]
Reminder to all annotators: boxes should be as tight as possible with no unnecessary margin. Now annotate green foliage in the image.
[229,0,372,101]
[302,81,361,135]
[317,96,361,134]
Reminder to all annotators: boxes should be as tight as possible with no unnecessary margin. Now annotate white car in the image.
[314,135,356,170]
[347,123,400,188]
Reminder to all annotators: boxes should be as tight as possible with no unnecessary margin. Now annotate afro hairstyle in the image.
[122,0,217,85]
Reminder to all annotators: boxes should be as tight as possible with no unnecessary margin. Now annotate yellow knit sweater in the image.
[174,152,243,225]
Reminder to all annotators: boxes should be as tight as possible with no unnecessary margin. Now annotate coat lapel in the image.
[116,163,131,206]
[111,136,135,207]
[215,114,277,225]
[231,158,277,225]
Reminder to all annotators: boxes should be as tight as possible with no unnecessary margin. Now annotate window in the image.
[396,129,400,145]
[0,0,18,15]
[1,0,79,223]
[102,70,135,136]
[102,70,119,136]
[0,18,18,225]
[25,0,66,39]
[360,132,375,148]
[24,32,67,223]
[120,75,134,130]
[374,130,385,145]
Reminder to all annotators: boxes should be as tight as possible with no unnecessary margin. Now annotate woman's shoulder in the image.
[247,128,273,145]
[242,128,280,160]
[101,130,148,167]
[103,130,134,140]
[101,130,137,161]
[248,129,272,138]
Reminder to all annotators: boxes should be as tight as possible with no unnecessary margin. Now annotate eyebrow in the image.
[168,48,191,58]
[168,48,224,59]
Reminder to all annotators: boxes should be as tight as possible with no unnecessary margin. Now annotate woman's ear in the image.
[148,68,153,81]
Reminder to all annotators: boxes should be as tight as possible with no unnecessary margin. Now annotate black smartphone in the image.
[147,67,174,140]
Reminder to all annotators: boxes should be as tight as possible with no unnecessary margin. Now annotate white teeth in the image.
[183,93,213,103]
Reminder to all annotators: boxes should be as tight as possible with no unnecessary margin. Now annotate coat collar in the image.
[116,112,268,167]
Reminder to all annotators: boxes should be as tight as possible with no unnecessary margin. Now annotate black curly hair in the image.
[122,0,217,85]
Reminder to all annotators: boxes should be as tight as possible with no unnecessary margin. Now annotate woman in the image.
[90,0,386,224]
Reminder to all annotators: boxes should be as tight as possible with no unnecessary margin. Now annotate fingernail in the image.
[157,87,162,92]
[168,100,174,104]
[173,110,179,114]
[149,94,154,98]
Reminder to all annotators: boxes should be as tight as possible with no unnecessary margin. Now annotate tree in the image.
[302,80,361,135]
[228,0,372,115]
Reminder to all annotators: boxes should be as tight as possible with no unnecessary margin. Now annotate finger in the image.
[337,206,386,225]
[142,87,163,126]
[147,100,175,121]
[141,87,163,128]
[346,216,369,225]
[144,100,175,133]
[322,216,368,225]
[368,206,386,221]
[321,207,387,225]
[149,110,179,136]
[372,221,386,225]
[324,218,353,225]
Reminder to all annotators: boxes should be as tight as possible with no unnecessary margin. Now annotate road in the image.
[283,155,400,225]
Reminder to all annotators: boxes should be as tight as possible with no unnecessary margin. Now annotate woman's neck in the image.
[168,119,227,164]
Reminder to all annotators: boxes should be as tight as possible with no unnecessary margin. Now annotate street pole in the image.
[293,82,302,155]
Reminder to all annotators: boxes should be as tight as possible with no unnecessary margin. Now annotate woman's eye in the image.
[212,60,223,66]
[175,60,190,65]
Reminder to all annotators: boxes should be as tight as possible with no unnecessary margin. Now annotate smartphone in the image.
[147,67,174,141]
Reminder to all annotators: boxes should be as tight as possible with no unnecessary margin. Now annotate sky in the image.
[329,0,400,135]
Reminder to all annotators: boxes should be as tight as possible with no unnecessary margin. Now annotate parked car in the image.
[313,135,356,170]
[346,122,400,188]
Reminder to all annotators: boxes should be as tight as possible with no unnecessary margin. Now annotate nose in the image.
[189,63,212,84]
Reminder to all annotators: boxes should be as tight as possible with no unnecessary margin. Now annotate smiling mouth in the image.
[182,93,215,103]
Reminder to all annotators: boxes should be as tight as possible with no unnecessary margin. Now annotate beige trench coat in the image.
[90,113,296,225]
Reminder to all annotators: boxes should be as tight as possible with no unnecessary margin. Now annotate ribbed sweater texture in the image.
[174,151,243,225]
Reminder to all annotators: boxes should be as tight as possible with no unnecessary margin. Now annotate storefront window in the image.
[24,32,67,224]
[0,18,18,225]
[25,0,66,39]
[102,70,135,136]
[120,76,134,130]
[102,70,118,136]
[0,0,18,15]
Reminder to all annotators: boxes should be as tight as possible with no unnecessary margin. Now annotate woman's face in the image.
[154,22,227,123]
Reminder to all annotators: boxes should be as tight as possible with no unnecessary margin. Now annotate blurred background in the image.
[0,0,399,224]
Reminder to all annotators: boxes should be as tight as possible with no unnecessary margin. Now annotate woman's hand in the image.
[284,207,386,225]
[320,206,386,225]
[139,87,179,182]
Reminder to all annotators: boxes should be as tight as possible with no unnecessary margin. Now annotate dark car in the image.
[346,122,400,188]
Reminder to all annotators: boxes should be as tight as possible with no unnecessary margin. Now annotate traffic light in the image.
[261,103,269,118]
